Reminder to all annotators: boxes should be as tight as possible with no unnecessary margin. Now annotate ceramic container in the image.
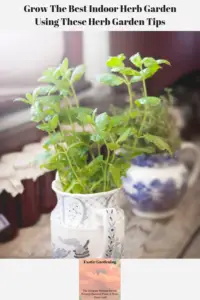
[51,180,125,259]
[122,142,200,219]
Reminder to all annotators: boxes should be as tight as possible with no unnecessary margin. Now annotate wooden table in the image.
[0,181,200,258]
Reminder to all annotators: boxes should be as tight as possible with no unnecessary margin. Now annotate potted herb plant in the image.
[15,58,129,259]
[97,53,200,219]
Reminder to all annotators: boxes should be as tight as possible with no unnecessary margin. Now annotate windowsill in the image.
[0,78,92,117]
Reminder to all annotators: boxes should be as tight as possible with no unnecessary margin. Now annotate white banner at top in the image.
[0,0,198,31]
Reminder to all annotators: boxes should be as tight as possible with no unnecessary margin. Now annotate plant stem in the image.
[134,72,148,147]
[109,134,117,165]
[97,144,101,156]
[57,121,85,191]
[70,83,79,108]
[103,144,110,192]
[103,136,115,191]
[68,81,86,132]
[142,77,147,98]
[127,83,133,111]
[64,96,75,131]
[64,96,72,108]
[123,75,133,111]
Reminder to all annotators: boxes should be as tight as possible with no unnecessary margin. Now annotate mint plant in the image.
[14,58,131,194]
[15,54,180,194]
[97,53,180,155]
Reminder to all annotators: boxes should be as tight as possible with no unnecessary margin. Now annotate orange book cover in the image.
[79,259,121,300]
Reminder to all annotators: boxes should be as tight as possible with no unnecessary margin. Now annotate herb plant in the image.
[97,53,180,155]
[15,53,180,195]
[14,58,131,194]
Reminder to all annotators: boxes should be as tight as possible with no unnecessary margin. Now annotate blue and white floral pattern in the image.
[131,153,179,168]
[123,178,187,212]
[122,153,188,213]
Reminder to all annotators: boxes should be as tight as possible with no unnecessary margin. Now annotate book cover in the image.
[79,259,121,300]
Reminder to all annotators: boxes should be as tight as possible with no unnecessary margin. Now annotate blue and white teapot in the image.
[122,142,200,219]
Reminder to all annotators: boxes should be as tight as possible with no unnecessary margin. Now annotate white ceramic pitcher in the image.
[122,142,200,219]
[51,180,125,259]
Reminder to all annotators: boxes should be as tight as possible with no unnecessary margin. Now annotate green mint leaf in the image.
[14,98,30,104]
[37,96,62,109]
[64,68,73,79]
[156,59,171,66]
[143,134,172,154]
[70,64,86,83]
[135,97,160,106]
[54,80,70,91]
[95,112,109,130]
[53,67,61,79]
[48,86,58,95]
[112,67,140,76]
[96,73,124,86]
[130,53,142,68]
[49,115,59,130]
[26,93,33,103]
[120,68,140,76]
[111,67,123,73]
[142,57,158,67]
[131,146,155,155]
[130,75,142,83]
[90,133,104,142]
[43,133,63,148]
[92,108,98,120]
[107,143,120,151]
[106,56,125,68]
[30,102,44,122]
[117,53,126,61]
[129,111,142,118]
[60,58,68,75]
[110,115,125,126]
[117,128,132,143]
[60,90,70,97]
[85,155,104,176]
[140,65,161,79]
[77,111,93,125]
[33,86,57,97]
[109,165,121,187]
[38,67,56,83]
[37,123,51,132]
[43,67,56,77]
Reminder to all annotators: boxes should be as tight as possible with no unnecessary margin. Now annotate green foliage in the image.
[15,54,180,195]
[15,58,133,194]
[97,52,180,156]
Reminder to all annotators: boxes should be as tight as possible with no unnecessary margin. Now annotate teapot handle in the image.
[180,142,200,188]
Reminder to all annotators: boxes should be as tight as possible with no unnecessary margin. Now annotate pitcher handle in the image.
[94,208,118,258]
[180,142,200,188]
